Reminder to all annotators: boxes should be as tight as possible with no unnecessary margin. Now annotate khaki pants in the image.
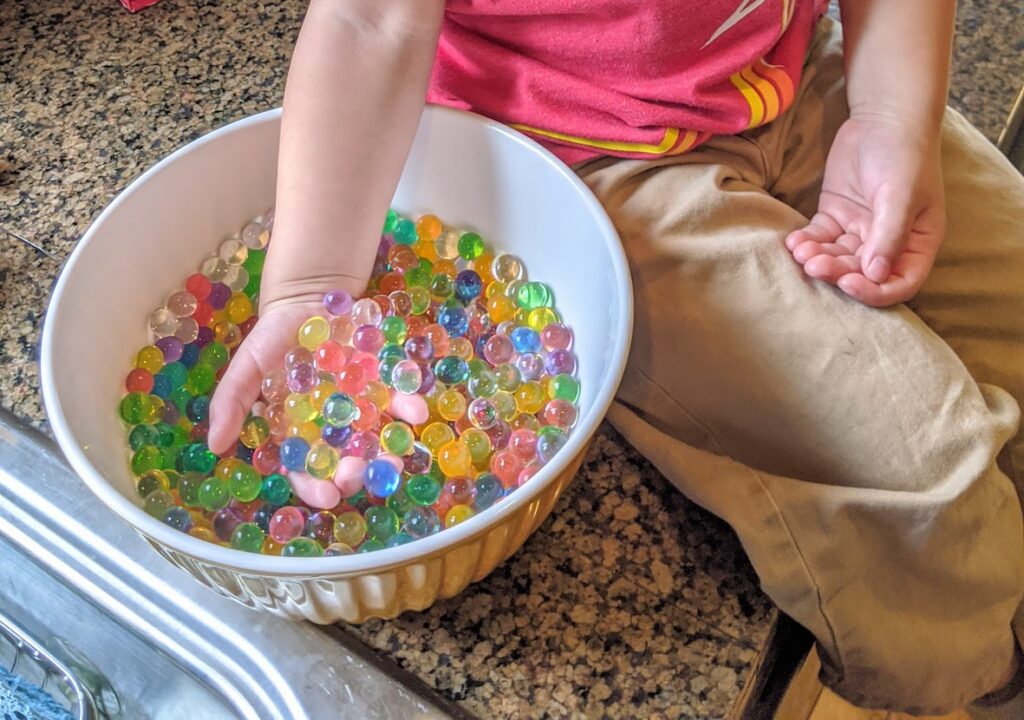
[576,19,1024,715]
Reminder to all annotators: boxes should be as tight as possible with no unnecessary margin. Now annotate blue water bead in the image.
[474,473,503,511]
[322,424,353,449]
[162,506,193,532]
[403,506,441,539]
[280,437,311,472]
[454,270,483,303]
[235,444,254,463]
[364,458,401,497]
[434,356,469,385]
[179,343,200,369]
[436,300,469,337]
[384,532,415,548]
[511,326,542,354]
[151,374,172,399]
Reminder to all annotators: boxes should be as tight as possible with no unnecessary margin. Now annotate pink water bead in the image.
[541,323,572,351]
[268,506,306,543]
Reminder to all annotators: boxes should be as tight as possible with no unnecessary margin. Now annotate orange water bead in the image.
[351,398,380,432]
[288,421,321,444]
[487,295,516,324]
[413,238,438,263]
[363,381,390,410]
[423,324,450,356]
[433,259,458,279]
[437,439,473,477]
[265,403,289,440]
[330,316,355,345]
[448,337,474,361]
[472,253,495,285]
[378,271,405,294]
[416,214,443,242]
[189,526,219,543]
[213,320,241,348]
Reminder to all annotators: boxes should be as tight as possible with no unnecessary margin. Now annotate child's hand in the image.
[207,276,366,455]
[784,112,945,307]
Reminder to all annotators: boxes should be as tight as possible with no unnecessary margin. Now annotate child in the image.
[207,1,1024,715]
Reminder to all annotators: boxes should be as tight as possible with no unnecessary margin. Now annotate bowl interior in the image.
[42,107,631,570]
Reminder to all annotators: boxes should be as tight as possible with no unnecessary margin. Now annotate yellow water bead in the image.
[437,440,472,478]
[421,422,456,455]
[437,389,467,422]
[514,381,546,415]
[298,316,331,350]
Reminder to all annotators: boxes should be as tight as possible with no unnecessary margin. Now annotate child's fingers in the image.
[208,341,265,454]
[803,254,861,284]
[790,240,854,265]
[837,271,917,307]
[863,186,916,282]
[784,212,844,251]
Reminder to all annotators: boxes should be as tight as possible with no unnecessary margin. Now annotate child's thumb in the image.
[864,186,916,282]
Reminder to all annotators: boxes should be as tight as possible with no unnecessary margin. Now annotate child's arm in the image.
[785,0,955,307]
[208,0,445,453]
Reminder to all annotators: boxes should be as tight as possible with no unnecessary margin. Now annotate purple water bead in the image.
[515,353,545,382]
[195,325,215,347]
[155,336,184,363]
[207,282,232,310]
[323,290,353,317]
[322,423,353,448]
[544,349,576,376]
[286,364,315,393]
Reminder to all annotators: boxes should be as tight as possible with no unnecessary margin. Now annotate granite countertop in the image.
[0,2,1020,718]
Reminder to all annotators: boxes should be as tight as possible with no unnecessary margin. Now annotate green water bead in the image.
[230,522,265,553]
[198,477,230,512]
[457,232,485,261]
[406,474,441,506]
[378,356,401,388]
[153,423,176,448]
[516,281,553,310]
[161,446,182,470]
[177,472,206,506]
[380,421,414,456]
[322,392,359,427]
[383,208,399,234]
[169,387,193,414]
[243,272,262,300]
[186,363,216,395]
[182,443,218,474]
[129,424,159,451]
[393,218,417,245]
[143,489,174,519]
[136,469,170,498]
[131,446,164,474]
[357,539,385,554]
[380,316,407,345]
[260,473,292,505]
[163,469,180,490]
[282,537,324,558]
[429,274,454,299]
[385,486,415,517]
[120,392,160,425]
[242,248,266,276]
[548,373,581,403]
[158,362,188,389]
[405,266,430,289]
[365,505,399,541]
[229,464,262,502]
[199,342,229,370]
[409,286,431,314]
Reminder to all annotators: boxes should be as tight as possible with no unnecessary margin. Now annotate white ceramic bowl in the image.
[41,107,632,623]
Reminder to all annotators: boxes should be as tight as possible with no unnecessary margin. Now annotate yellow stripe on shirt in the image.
[730,69,765,129]
[511,123,682,155]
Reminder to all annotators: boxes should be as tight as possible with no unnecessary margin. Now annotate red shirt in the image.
[428,0,828,164]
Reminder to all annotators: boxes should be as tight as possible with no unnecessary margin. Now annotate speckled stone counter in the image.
[1,2,1020,718]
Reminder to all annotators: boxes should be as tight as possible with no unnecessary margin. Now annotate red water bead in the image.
[125,368,154,393]
[351,398,380,432]
[252,443,281,475]
[213,508,243,542]
[190,422,209,441]
[336,364,367,395]
[215,364,229,381]
[192,302,214,327]
[218,440,240,459]
[350,353,379,380]
[372,294,394,317]
[490,449,524,487]
[378,271,405,294]
[239,316,258,337]
[453,414,473,436]
[442,477,477,506]
[315,341,347,372]
[405,315,428,338]
[387,244,419,272]
[433,494,455,518]
[230,498,263,521]
[185,273,213,301]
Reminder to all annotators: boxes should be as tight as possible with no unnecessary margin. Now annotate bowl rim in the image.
[40,105,633,576]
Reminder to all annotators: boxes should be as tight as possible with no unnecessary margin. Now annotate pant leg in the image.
[575,20,1024,714]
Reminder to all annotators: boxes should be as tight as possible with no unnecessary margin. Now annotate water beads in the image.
[120,208,580,556]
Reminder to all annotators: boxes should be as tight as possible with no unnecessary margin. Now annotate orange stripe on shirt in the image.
[510,123,682,155]
[755,59,796,112]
